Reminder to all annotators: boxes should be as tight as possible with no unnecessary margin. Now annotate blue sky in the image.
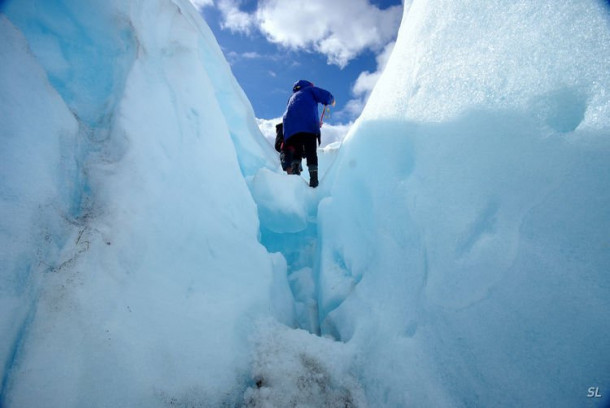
[192,0,404,124]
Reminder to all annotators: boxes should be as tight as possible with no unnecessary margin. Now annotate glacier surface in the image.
[1,0,610,407]
[318,0,610,406]
[1,0,288,406]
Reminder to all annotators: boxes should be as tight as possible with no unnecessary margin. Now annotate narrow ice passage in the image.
[249,150,341,335]
[244,153,370,407]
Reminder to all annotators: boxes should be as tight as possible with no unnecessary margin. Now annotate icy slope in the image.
[319,0,610,407]
[0,0,289,406]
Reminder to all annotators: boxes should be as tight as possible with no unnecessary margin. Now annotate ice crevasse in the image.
[1,0,610,407]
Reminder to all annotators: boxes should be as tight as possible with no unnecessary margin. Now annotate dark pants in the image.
[285,132,318,168]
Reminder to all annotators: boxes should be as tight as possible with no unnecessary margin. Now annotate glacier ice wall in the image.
[319,0,610,406]
[0,0,289,406]
[0,15,79,402]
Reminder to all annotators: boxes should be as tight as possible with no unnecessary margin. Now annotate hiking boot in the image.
[309,169,318,188]
[291,161,301,175]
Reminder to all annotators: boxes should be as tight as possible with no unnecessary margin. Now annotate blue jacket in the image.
[282,80,334,141]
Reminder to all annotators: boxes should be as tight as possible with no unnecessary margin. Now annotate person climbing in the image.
[282,80,335,188]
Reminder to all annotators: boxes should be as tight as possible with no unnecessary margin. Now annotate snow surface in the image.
[1,0,610,407]
[243,319,366,408]
[319,0,610,406]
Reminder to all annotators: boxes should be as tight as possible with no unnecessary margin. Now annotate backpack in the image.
[274,123,284,152]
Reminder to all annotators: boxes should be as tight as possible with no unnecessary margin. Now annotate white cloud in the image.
[341,41,396,119]
[256,0,401,68]
[242,51,262,59]
[353,41,395,97]
[342,98,366,119]
[224,50,279,65]
[256,117,281,147]
[218,0,255,33]
[212,0,402,68]
[352,71,381,97]
[189,0,214,10]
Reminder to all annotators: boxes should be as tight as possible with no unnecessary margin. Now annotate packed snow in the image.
[318,0,610,406]
[1,0,609,407]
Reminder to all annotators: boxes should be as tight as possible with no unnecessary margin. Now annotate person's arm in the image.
[312,87,335,106]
